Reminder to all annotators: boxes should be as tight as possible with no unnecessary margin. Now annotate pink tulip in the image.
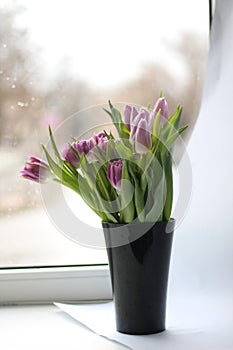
[129,109,153,153]
[123,105,138,130]
[93,131,108,152]
[153,97,168,124]
[107,159,123,191]
[20,156,50,183]
[62,138,95,168]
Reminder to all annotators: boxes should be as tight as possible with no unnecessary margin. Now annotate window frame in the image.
[0,0,211,305]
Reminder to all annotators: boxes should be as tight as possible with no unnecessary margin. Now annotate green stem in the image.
[163,153,173,221]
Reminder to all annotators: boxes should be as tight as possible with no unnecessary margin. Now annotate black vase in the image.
[102,219,175,335]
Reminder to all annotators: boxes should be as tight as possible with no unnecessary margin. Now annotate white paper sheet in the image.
[55,295,233,350]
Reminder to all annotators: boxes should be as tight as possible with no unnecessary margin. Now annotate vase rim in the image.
[102,218,175,227]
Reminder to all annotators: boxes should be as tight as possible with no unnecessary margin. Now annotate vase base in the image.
[117,327,166,335]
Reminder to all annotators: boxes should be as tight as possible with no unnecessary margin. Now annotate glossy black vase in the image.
[102,220,175,335]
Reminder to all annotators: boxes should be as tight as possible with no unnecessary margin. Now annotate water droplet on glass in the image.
[11,84,16,89]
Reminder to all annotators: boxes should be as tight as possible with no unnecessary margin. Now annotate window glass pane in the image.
[0,0,209,268]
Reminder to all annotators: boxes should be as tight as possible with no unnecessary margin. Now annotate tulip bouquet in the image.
[21,96,187,224]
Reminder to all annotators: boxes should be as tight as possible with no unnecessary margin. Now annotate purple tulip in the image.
[62,143,79,168]
[153,97,169,124]
[134,118,152,153]
[62,138,95,167]
[20,156,50,183]
[123,105,138,130]
[90,131,119,161]
[76,139,95,156]
[129,109,153,153]
[107,159,123,191]
[92,131,108,152]
[93,131,108,144]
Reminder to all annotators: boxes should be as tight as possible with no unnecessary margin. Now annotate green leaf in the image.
[79,153,89,173]
[42,145,63,178]
[162,106,183,141]
[103,108,113,119]
[48,125,63,165]
[89,179,119,223]
[104,101,130,140]
[94,165,111,202]
[68,143,81,163]
[114,140,132,159]
[78,175,107,219]
[178,124,189,135]
[103,130,114,140]
[144,156,164,222]
[120,122,130,137]
[94,143,107,160]
[169,106,183,131]
[106,141,113,161]
[162,124,188,155]
[128,162,145,222]
[42,145,80,194]
[152,110,161,137]
[43,142,118,223]
[63,161,78,177]
[151,110,162,150]
[52,178,79,195]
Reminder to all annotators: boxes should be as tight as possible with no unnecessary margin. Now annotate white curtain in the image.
[172,0,233,295]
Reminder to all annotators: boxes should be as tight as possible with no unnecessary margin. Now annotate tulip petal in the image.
[20,156,50,183]
[107,160,123,191]
[123,105,132,130]
[135,119,152,154]
[153,97,169,123]
[130,106,138,124]
[130,112,144,143]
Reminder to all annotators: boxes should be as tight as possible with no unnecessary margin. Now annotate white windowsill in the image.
[0,265,112,304]
[0,303,127,349]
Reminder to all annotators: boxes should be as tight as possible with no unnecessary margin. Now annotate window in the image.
[0,0,209,303]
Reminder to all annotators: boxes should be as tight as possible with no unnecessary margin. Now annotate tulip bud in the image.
[129,110,153,153]
[20,156,50,183]
[92,131,108,152]
[130,111,144,143]
[153,97,169,124]
[134,118,152,154]
[123,105,131,130]
[61,142,79,168]
[93,131,108,144]
[76,139,95,156]
[62,138,95,168]
[123,105,138,130]
[107,159,123,191]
